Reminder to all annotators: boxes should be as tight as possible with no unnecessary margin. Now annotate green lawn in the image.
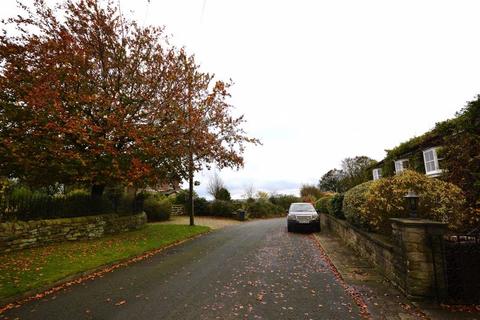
[0,224,210,300]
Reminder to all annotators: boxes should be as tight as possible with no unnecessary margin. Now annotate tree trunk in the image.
[189,150,195,226]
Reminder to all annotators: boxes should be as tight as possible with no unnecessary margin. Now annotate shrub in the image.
[174,189,198,205]
[0,185,141,222]
[215,187,231,201]
[0,178,9,218]
[209,200,234,218]
[143,196,172,221]
[246,199,283,218]
[230,200,244,212]
[301,194,317,204]
[315,195,332,213]
[343,171,467,234]
[193,197,210,216]
[300,184,323,200]
[269,194,301,210]
[343,181,379,231]
[327,193,344,219]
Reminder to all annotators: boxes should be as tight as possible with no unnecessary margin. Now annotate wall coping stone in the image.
[390,218,447,228]
[323,213,394,251]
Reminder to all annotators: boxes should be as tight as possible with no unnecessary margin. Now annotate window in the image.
[372,168,382,180]
[289,203,316,212]
[423,148,442,176]
[394,159,409,174]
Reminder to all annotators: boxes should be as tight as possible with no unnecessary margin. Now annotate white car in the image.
[287,202,320,232]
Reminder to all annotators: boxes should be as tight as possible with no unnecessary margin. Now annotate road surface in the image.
[1,218,361,319]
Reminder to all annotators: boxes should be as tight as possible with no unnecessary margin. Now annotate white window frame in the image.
[372,168,382,180]
[394,159,408,174]
[423,147,442,177]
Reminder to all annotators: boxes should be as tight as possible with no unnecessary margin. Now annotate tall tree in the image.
[318,169,346,193]
[340,156,376,190]
[169,51,259,224]
[299,184,323,199]
[0,0,258,200]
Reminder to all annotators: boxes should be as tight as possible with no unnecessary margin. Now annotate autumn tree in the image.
[0,0,257,199]
[299,184,323,200]
[167,51,259,223]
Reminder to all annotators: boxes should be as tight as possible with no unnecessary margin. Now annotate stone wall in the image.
[0,212,147,253]
[320,213,399,285]
[321,213,447,300]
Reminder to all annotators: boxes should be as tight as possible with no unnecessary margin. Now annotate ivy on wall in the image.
[377,95,480,213]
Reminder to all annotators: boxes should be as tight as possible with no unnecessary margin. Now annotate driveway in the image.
[1,218,362,319]
[158,215,242,229]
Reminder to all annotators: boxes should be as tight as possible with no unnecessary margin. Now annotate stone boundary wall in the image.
[0,212,147,253]
[320,213,400,286]
[320,213,447,300]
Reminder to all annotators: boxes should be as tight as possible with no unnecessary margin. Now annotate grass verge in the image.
[0,224,209,300]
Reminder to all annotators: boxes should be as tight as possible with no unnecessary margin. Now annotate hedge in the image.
[315,195,332,213]
[343,171,468,235]
[246,199,283,218]
[1,187,138,222]
[327,193,344,219]
[143,196,172,222]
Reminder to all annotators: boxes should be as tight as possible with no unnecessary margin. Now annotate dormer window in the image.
[423,148,442,177]
[372,168,382,180]
[394,159,409,174]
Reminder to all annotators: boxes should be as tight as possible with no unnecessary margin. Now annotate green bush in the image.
[343,181,377,231]
[174,189,198,205]
[230,200,244,211]
[327,193,345,219]
[215,188,231,201]
[143,196,172,222]
[246,199,283,218]
[343,171,467,234]
[4,187,105,221]
[315,195,333,213]
[0,179,9,218]
[269,194,301,210]
[193,197,210,216]
[209,200,234,218]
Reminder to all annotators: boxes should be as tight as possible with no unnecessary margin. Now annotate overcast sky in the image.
[2,1,480,198]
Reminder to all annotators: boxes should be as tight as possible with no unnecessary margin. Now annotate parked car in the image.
[287,202,320,232]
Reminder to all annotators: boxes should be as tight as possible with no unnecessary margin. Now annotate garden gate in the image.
[444,229,480,304]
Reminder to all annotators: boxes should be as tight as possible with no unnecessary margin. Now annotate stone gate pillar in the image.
[390,218,448,300]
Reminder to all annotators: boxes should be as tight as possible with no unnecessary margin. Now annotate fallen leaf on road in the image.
[115,300,126,306]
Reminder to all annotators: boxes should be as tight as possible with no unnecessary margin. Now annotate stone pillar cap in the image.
[389,218,448,228]
[389,218,447,227]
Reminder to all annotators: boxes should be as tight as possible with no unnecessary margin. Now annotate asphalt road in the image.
[2,218,361,320]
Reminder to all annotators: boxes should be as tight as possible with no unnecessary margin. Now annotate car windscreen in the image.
[290,203,315,212]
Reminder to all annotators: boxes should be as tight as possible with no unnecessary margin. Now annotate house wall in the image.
[0,212,147,253]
